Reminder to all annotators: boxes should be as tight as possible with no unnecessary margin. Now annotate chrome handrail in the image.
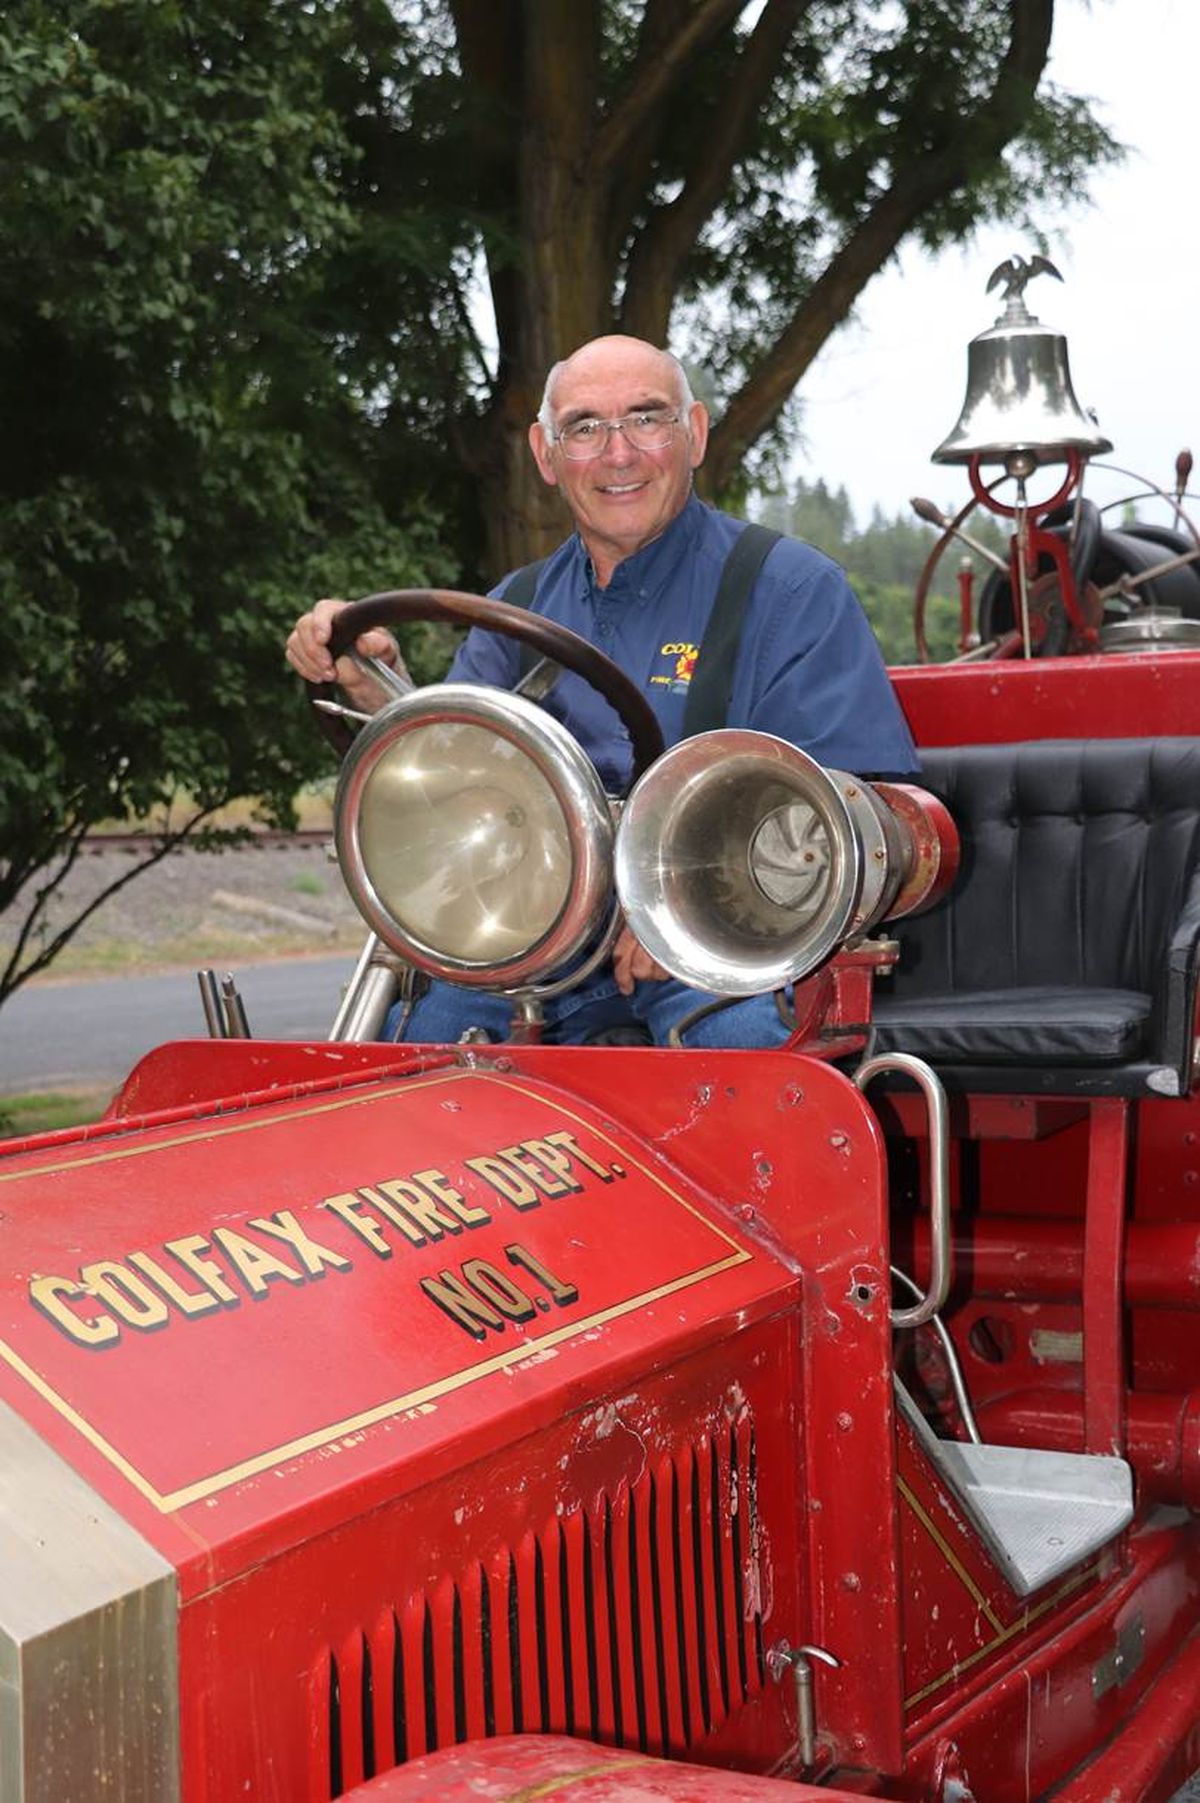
[854,1051,951,1328]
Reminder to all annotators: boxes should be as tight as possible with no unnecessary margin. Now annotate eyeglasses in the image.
[553,410,680,460]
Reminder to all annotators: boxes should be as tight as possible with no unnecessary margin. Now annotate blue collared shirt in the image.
[449,494,918,791]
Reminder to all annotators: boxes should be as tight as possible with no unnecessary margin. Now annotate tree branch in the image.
[597,0,693,275]
[0,808,230,1011]
[447,0,524,379]
[516,1,610,365]
[592,0,747,178]
[447,0,523,153]
[620,0,809,342]
[702,0,1056,494]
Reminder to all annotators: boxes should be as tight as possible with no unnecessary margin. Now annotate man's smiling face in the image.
[529,336,710,585]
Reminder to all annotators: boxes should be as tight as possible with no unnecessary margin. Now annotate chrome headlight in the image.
[335,685,613,989]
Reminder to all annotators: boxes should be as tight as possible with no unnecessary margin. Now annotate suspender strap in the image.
[507,524,779,715]
[503,558,548,678]
[682,522,781,737]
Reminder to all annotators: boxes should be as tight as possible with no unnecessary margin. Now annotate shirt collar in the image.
[572,493,707,604]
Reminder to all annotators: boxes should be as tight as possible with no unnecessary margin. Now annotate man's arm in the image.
[743,561,919,777]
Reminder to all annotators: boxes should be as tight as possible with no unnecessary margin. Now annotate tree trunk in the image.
[476,389,577,580]
[454,0,1058,576]
[469,0,616,578]
[473,211,614,578]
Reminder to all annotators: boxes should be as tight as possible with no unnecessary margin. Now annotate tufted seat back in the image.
[871,738,1200,1096]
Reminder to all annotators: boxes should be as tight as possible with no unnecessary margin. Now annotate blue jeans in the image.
[387,968,791,1049]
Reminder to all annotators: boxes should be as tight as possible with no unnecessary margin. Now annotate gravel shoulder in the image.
[2,836,368,983]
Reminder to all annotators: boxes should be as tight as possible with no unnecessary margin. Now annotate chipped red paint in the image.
[4,649,1200,1800]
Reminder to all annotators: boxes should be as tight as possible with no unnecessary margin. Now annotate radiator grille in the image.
[321,1420,765,1797]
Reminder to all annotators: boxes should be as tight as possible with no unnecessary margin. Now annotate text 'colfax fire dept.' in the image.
[28,1128,625,1349]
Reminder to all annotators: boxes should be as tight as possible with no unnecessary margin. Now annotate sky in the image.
[791,0,1198,528]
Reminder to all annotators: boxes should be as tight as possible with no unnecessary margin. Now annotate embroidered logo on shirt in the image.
[650,641,699,691]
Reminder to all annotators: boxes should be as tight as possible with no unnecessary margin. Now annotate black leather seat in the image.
[871,738,1200,1097]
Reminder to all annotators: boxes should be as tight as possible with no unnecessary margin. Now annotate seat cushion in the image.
[887,740,1200,1001]
[871,986,1152,1065]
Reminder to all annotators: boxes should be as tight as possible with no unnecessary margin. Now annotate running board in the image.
[895,1380,1134,1597]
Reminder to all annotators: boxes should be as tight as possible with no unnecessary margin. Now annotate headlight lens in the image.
[359,721,572,962]
[335,685,613,988]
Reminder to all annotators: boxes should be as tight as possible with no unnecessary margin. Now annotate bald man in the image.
[286,335,917,1046]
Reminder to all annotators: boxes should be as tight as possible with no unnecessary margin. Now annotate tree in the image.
[758,479,857,560]
[0,0,1118,1008]
[331,0,1117,577]
[0,0,455,1007]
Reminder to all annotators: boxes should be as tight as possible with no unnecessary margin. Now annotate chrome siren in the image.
[614,731,958,996]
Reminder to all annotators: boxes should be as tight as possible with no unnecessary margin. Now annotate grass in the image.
[0,1088,111,1139]
[91,783,338,836]
[39,920,363,981]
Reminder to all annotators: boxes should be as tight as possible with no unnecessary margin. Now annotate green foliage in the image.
[0,1090,108,1140]
[0,0,1120,1003]
[0,0,457,1003]
[270,1,1121,529]
[854,579,961,667]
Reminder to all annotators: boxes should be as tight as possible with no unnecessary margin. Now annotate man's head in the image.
[529,335,709,583]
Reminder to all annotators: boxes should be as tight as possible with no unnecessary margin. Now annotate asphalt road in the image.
[0,955,357,1096]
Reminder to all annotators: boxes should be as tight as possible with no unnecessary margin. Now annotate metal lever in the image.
[312,698,373,725]
[911,495,1009,575]
[1094,543,1200,604]
[854,1051,951,1328]
[219,972,251,1038]
[347,648,414,703]
[766,1640,841,1766]
[197,969,224,1037]
[197,969,251,1038]
[515,654,564,701]
[328,934,416,1042]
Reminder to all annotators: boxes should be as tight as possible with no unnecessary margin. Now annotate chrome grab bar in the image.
[854,1051,952,1328]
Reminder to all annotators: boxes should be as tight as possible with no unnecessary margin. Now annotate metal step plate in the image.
[896,1379,1134,1596]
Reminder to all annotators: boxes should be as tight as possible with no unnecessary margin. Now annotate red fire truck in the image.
[2,272,1199,1802]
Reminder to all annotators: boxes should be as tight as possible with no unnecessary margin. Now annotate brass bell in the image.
[933,256,1112,473]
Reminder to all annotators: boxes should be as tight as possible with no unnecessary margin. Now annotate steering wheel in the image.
[912,467,1200,662]
[308,588,664,790]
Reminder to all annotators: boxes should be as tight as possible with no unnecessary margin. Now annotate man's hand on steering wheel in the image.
[286,597,409,714]
[303,589,665,785]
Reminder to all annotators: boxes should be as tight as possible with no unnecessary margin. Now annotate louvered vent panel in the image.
[319,1418,765,1798]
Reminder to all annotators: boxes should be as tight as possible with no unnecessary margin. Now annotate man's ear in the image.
[529,422,559,488]
[686,401,710,471]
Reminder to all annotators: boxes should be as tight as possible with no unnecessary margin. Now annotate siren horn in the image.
[614,731,958,997]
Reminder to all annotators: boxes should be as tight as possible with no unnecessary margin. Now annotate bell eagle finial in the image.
[985,253,1063,311]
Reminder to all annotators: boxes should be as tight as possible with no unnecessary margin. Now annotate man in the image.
[286,334,917,1046]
